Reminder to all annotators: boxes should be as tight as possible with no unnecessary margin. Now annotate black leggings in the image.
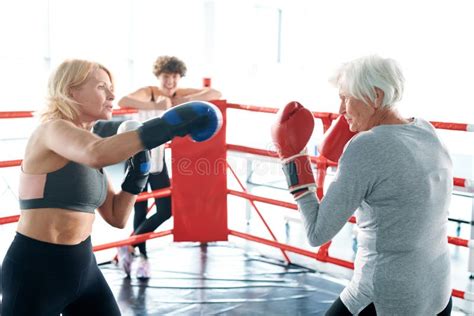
[325,296,452,316]
[1,233,120,316]
[133,160,172,257]
[325,298,376,316]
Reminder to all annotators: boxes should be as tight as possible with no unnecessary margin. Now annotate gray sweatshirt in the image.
[297,118,452,315]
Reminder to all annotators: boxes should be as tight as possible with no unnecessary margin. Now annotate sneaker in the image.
[117,246,133,277]
[136,255,151,280]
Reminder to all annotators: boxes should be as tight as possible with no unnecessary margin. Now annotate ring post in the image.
[170,100,228,241]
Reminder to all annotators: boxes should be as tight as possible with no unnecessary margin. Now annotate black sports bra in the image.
[19,161,107,214]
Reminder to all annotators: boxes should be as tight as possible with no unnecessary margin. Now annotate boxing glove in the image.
[117,120,142,134]
[117,120,151,195]
[121,150,151,194]
[318,115,357,162]
[271,101,316,199]
[137,101,223,150]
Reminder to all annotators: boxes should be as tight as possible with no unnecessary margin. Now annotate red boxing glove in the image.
[271,101,316,199]
[318,115,357,162]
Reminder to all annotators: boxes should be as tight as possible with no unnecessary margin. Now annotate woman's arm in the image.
[298,136,374,247]
[118,86,171,111]
[171,87,222,106]
[96,175,136,228]
[42,119,143,169]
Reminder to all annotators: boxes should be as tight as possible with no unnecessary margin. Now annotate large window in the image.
[0,0,473,129]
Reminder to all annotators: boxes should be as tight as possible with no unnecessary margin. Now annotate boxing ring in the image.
[1,101,474,314]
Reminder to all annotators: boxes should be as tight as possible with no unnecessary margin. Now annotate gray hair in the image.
[330,55,405,107]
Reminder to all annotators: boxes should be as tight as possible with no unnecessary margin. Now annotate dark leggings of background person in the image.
[133,158,172,258]
[324,296,452,316]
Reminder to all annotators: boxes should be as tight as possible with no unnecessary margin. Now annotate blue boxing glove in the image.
[121,150,150,194]
[137,101,223,150]
[117,120,151,195]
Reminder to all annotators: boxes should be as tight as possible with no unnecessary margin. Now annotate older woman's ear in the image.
[374,87,385,108]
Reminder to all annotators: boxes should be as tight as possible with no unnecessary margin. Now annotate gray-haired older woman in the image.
[272,55,453,315]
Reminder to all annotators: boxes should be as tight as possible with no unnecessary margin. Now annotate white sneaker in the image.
[117,246,133,277]
[136,255,151,280]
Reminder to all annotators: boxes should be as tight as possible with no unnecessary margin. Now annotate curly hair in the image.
[152,56,187,78]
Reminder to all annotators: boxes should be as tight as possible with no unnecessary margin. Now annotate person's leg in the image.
[437,296,452,316]
[133,181,150,256]
[134,161,172,258]
[133,160,172,279]
[358,302,377,315]
[324,297,352,316]
[63,256,121,316]
[118,178,149,276]
[1,233,88,316]
[325,297,376,316]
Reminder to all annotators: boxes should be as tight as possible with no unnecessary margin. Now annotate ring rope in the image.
[1,101,474,303]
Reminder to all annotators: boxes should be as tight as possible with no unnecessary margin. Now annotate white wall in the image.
[0,0,473,158]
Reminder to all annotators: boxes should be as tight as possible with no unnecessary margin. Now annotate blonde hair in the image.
[40,59,113,122]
